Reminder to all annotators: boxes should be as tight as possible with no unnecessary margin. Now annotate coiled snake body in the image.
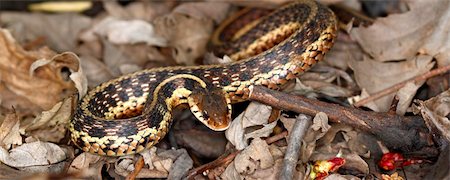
[69,0,337,156]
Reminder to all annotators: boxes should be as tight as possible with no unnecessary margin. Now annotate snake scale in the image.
[69,0,337,156]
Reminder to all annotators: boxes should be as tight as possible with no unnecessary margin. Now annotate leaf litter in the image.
[0,0,448,179]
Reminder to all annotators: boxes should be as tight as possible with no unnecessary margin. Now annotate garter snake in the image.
[69,0,337,156]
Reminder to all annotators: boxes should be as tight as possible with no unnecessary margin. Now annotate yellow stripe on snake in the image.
[69,0,337,156]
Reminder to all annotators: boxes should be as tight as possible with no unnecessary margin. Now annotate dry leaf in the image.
[154,13,213,65]
[102,1,171,22]
[116,147,193,179]
[102,39,156,76]
[413,89,450,141]
[20,97,73,143]
[92,17,167,46]
[0,12,91,52]
[351,0,450,66]
[68,152,106,179]
[0,29,77,114]
[173,2,231,23]
[225,102,275,150]
[348,55,434,112]
[395,82,421,115]
[0,141,67,168]
[0,112,22,149]
[297,112,332,162]
[78,55,115,87]
[30,52,87,98]
[234,138,274,175]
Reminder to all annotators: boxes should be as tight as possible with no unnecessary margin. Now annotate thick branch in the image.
[249,86,435,153]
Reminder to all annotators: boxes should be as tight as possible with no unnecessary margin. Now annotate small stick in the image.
[265,131,288,144]
[186,130,291,179]
[126,156,145,180]
[280,115,312,180]
[185,150,240,179]
[354,64,450,107]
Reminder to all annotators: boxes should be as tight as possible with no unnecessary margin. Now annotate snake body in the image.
[69,0,337,156]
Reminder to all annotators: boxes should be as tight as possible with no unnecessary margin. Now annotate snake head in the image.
[188,88,232,131]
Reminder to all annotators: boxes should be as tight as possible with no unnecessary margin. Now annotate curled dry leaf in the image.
[348,55,434,112]
[20,97,73,143]
[154,13,213,65]
[92,17,167,46]
[0,29,79,113]
[395,82,421,115]
[0,112,22,149]
[233,138,274,175]
[68,152,106,179]
[30,52,87,98]
[413,89,450,141]
[351,0,450,65]
[0,12,91,52]
[101,39,161,77]
[225,102,275,150]
[297,112,331,163]
[173,2,231,23]
[78,55,114,87]
[102,1,171,22]
[0,141,67,168]
[118,147,193,179]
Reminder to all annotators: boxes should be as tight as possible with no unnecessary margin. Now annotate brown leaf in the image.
[225,102,276,150]
[0,12,91,52]
[0,112,22,149]
[234,138,274,174]
[20,97,74,143]
[413,89,450,141]
[92,17,167,46]
[68,152,106,179]
[0,29,78,113]
[154,13,213,65]
[0,141,67,168]
[348,55,434,112]
[173,2,231,23]
[350,0,450,66]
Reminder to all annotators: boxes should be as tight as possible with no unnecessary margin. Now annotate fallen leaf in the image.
[351,0,450,65]
[413,89,450,141]
[297,112,332,162]
[102,1,171,22]
[92,17,167,46]
[68,152,106,179]
[234,138,274,175]
[173,2,231,23]
[116,147,193,179]
[0,141,67,168]
[78,55,115,87]
[20,97,73,143]
[154,13,213,65]
[348,55,434,112]
[225,102,274,150]
[0,12,91,52]
[395,82,421,115]
[0,112,22,149]
[0,29,78,113]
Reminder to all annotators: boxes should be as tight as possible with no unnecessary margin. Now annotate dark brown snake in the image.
[69,0,337,156]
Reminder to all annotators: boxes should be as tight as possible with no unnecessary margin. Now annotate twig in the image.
[280,115,312,180]
[186,150,240,180]
[248,86,436,154]
[265,131,288,144]
[126,156,145,180]
[186,130,291,179]
[354,64,450,107]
